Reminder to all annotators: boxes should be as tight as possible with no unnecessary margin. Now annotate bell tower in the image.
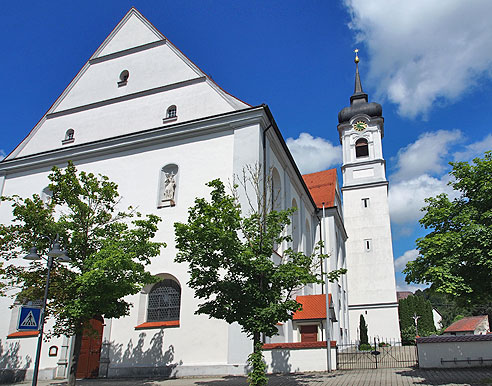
[338,50,400,342]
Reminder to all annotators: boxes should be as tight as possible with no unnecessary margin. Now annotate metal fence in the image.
[336,339,418,370]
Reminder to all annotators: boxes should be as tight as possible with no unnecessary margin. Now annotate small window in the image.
[362,198,370,208]
[364,239,372,252]
[118,70,129,87]
[62,129,75,144]
[355,138,369,158]
[147,279,181,322]
[167,105,177,119]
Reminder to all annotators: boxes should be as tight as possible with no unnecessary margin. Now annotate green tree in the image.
[0,162,164,386]
[404,152,492,309]
[174,171,345,385]
[359,314,368,345]
[398,295,436,343]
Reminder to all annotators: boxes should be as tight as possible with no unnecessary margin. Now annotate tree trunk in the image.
[67,330,83,386]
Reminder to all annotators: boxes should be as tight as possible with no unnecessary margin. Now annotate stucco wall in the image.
[417,336,492,368]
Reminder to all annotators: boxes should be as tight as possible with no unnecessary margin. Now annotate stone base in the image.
[107,364,247,378]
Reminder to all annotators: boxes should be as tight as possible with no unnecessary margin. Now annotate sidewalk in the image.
[9,367,492,386]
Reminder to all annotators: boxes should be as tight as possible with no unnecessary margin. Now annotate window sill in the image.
[61,138,75,145]
[7,331,40,339]
[134,321,179,330]
[162,116,178,124]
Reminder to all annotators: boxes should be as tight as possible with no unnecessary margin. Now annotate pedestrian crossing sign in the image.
[18,306,42,331]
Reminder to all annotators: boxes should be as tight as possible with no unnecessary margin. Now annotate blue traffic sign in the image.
[18,306,42,331]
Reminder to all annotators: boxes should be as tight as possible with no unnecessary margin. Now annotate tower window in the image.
[362,198,370,208]
[118,70,129,87]
[364,239,372,252]
[355,138,369,158]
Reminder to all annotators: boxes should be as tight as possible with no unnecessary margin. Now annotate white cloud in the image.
[388,129,463,224]
[344,0,492,118]
[394,249,418,272]
[286,133,342,174]
[453,133,492,161]
[0,149,5,159]
[391,129,462,181]
[389,174,454,225]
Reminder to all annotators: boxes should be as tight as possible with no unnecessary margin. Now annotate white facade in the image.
[0,8,351,380]
[0,8,399,381]
[338,102,400,341]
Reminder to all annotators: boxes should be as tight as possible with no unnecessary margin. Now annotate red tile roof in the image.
[134,320,179,330]
[7,331,40,339]
[293,294,331,320]
[302,169,337,209]
[263,340,336,350]
[444,315,488,333]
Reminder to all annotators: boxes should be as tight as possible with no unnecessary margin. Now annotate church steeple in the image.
[338,50,381,124]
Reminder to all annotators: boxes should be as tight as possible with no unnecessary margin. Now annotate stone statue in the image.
[163,172,176,201]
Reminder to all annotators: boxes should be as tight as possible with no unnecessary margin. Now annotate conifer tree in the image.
[359,314,369,345]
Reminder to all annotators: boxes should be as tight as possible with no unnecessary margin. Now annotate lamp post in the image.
[24,234,70,386]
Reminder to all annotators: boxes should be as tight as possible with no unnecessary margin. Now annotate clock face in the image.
[353,121,368,132]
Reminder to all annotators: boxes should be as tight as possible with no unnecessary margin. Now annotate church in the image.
[0,8,399,381]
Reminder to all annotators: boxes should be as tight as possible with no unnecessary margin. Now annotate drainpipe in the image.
[322,202,332,372]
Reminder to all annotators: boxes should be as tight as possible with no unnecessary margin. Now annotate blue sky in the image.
[2,1,492,291]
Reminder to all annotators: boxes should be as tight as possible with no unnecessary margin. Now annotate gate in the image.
[336,339,418,370]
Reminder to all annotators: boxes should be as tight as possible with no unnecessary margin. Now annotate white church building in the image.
[0,8,399,381]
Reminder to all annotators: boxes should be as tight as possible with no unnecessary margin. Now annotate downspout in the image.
[259,122,273,346]
[323,202,332,372]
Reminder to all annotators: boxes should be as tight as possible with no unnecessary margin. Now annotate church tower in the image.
[337,51,400,342]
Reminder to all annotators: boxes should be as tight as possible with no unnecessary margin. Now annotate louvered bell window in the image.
[147,279,181,322]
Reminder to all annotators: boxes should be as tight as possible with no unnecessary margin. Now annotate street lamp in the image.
[23,235,71,386]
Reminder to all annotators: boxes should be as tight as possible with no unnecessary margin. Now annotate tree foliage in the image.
[404,152,492,308]
[398,295,435,343]
[0,162,164,385]
[359,314,368,345]
[174,169,345,384]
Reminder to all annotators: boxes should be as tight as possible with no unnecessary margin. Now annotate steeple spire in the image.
[337,49,382,124]
[354,49,363,93]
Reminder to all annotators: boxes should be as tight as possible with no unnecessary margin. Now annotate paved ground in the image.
[9,368,492,386]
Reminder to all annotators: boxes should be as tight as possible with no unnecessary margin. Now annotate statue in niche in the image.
[159,164,178,207]
[163,172,176,201]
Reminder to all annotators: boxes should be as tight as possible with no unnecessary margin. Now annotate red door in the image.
[76,317,103,378]
[300,325,318,342]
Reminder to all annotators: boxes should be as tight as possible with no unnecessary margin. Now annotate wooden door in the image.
[300,325,318,342]
[76,317,103,379]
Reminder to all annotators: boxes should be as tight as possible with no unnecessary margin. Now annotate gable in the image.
[5,8,249,161]
[94,11,162,58]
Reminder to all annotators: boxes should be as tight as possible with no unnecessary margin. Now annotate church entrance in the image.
[300,325,318,342]
[76,317,104,378]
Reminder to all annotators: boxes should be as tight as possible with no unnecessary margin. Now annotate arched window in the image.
[118,70,129,87]
[305,219,312,256]
[271,167,281,211]
[158,164,179,207]
[147,279,181,322]
[292,198,299,252]
[355,138,369,158]
[62,129,75,144]
[166,105,177,119]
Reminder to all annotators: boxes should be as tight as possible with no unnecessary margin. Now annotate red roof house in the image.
[444,315,490,335]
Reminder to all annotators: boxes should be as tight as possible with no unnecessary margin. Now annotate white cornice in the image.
[0,107,266,175]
